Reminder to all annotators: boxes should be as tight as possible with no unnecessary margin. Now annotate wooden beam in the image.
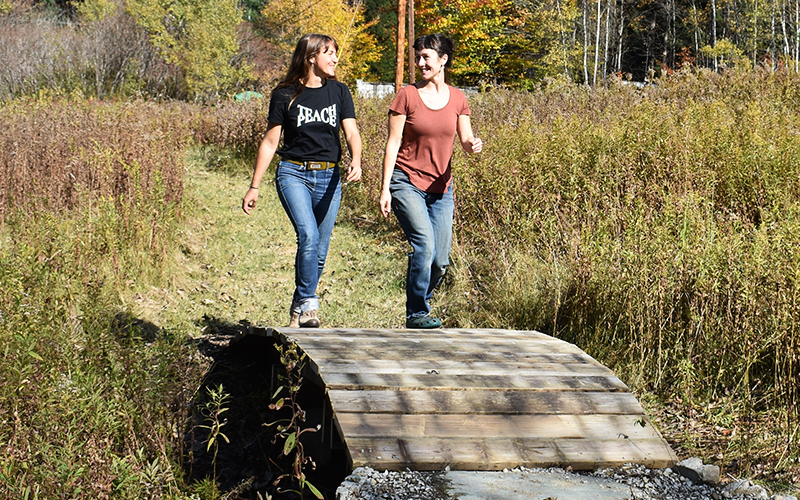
[408,0,415,84]
[336,413,665,440]
[320,372,629,392]
[312,359,615,377]
[327,390,645,415]
[346,436,679,470]
[395,0,407,92]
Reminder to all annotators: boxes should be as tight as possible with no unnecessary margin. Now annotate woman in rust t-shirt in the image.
[379,33,483,329]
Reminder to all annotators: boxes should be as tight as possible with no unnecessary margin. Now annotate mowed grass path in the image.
[128,150,410,336]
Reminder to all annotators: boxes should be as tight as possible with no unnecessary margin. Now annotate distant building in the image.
[356,79,395,98]
[356,79,479,98]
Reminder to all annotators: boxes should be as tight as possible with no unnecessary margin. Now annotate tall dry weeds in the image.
[319,69,800,468]
[0,97,192,219]
[0,9,180,101]
[0,95,201,498]
[440,69,800,468]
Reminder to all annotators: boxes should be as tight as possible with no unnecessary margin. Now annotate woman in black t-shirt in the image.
[242,34,362,328]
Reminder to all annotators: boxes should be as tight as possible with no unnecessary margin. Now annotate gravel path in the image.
[337,464,799,500]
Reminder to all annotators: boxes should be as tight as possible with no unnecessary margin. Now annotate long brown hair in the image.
[277,34,339,99]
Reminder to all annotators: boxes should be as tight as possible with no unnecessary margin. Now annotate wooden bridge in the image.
[245,326,677,472]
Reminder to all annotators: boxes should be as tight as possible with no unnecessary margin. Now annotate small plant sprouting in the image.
[266,342,323,499]
[198,383,231,480]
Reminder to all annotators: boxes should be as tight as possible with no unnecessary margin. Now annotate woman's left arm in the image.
[456,114,483,154]
[342,117,362,182]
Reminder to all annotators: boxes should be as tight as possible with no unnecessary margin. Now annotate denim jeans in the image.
[390,168,454,319]
[275,160,341,313]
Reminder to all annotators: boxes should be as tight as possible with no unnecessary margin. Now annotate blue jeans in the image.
[390,168,454,319]
[276,160,341,313]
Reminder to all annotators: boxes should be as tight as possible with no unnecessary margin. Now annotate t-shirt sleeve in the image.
[389,86,410,116]
[267,88,291,125]
[339,83,356,120]
[453,88,471,116]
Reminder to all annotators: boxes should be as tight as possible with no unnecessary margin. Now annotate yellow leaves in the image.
[72,0,119,22]
[700,39,751,68]
[261,0,378,83]
[417,0,523,83]
[126,0,254,99]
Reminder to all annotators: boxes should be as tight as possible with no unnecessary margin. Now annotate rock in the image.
[337,467,370,500]
[674,456,722,486]
[722,479,769,499]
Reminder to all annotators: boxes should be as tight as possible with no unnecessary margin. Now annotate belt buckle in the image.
[307,162,324,170]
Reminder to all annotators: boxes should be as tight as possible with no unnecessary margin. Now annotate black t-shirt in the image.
[268,80,356,163]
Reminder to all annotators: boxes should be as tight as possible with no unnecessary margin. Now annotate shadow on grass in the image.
[184,315,350,500]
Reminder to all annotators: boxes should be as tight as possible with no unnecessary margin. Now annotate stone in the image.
[722,479,769,499]
[674,456,722,486]
[336,468,370,500]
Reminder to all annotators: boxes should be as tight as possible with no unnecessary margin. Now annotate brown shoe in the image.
[288,311,300,328]
[299,309,320,328]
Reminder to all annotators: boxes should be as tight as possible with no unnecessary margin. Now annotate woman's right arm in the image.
[379,111,406,218]
[243,122,282,215]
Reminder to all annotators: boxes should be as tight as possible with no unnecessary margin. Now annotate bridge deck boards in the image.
[253,327,677,471]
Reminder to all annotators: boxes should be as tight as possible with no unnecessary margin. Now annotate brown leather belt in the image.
[283,159,338,170]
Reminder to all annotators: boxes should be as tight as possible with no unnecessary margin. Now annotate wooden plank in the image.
[335,413,661,441]
[321,372,629,392]
[272,327,560,341]
[278,335,585,354]
[300,347,600,364]
[345,437,679,471]
[310,359,614,377]
[284,339,591,359]
[295,341,584,360]
[327,389,644,415]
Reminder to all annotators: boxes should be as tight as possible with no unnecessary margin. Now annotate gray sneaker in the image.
[299,309,320,328]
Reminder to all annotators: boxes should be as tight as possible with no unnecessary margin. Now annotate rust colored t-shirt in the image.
[389,84,471,193]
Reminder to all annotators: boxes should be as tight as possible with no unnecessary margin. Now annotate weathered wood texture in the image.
[253,327,677,471]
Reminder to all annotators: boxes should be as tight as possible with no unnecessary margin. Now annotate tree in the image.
[516,0,583,82]
[361,0,401,81]
[71,0,116,21]
[125,0,253,100]
[260,0,380,83]
[416,0,530,85]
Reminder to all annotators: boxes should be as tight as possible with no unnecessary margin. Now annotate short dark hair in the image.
[413,33,454,68]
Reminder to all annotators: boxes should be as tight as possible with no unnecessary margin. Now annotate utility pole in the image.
[408,0,415,84]
[395,0,407,92]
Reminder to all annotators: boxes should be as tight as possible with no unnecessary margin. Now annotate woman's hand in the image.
[379,189,392,218]
[242,187,259,215]
[346,159,362,182]
[465,137,483,153]
[342,118,362,183]
[457,115,482,154]
[244,122,281,215]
